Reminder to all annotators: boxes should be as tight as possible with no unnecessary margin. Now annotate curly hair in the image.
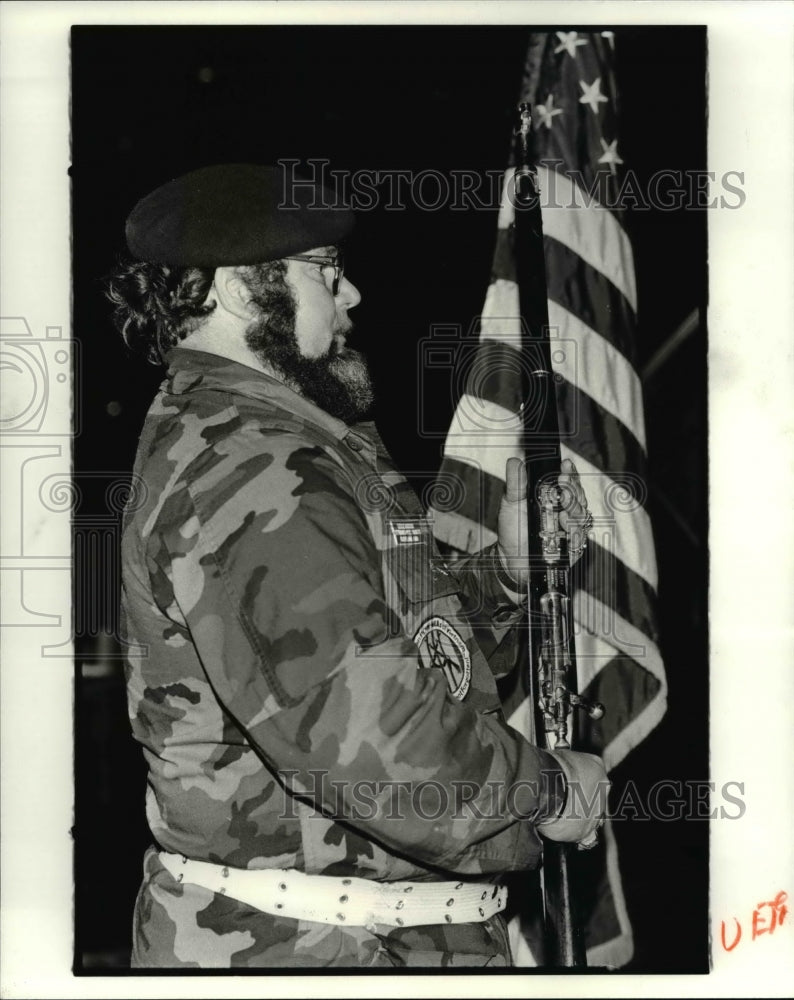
[235,259,290,314]
[105,259,218,365]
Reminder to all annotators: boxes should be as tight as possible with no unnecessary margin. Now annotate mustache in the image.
[335,319,354,337]
[330,317,357,357]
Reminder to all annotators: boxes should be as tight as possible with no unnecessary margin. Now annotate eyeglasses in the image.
[282,250,345,296]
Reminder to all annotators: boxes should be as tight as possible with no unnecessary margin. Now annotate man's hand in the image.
[497,457,592,588]
[537,749,610,848]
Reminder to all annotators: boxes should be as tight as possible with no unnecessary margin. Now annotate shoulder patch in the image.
[413,615,471,701]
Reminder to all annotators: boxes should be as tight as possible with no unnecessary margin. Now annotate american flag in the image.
[430,30,667,967]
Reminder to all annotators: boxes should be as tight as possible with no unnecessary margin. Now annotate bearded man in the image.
[107,163,607,968]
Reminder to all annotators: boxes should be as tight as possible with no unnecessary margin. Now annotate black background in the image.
[71,24,707,972]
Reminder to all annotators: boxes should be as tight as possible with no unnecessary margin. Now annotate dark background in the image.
[71,25,707,972]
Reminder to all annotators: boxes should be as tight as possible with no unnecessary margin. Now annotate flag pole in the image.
[512,102,599,968]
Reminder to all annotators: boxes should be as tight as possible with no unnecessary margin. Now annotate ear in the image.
[211,267,256,321]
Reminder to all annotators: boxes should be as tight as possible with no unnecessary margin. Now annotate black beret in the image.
[125,163,354,267]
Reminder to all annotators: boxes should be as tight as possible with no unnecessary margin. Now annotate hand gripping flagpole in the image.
[512,102,605,968]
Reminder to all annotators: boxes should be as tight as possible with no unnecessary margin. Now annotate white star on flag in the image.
[579,77,609,114]
[535,93,564,129]
[598,137,624,174]
[554,31,588,58]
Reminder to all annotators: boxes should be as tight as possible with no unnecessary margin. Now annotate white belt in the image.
[158,851,507,928]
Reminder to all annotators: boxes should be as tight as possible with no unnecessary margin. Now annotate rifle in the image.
[511,103,605,968]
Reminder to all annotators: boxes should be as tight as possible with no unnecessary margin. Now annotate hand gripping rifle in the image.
[512,103,605,968]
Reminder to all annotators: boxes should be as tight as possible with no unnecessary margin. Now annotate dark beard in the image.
[243,278,374,424]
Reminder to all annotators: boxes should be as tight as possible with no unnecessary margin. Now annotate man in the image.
[108,163,608,968]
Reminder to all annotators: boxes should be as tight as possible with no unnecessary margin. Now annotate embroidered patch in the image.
[413,616,472,701]
[389,516,427,546]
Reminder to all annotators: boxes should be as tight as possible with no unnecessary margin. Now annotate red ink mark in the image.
[721,890,788,952]
[752,891,788,940]
[720,917,742,952]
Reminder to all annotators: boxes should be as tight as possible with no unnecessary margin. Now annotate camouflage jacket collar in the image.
[164,347,375,460]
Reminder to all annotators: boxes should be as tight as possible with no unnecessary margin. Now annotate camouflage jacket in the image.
[121,348,565,965]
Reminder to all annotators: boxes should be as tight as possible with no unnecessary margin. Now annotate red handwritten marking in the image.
[720,916,741,951]
[721,890,788,952]
[752,891,788,939]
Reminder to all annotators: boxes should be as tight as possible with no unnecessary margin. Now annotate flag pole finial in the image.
[514,103,538,203]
